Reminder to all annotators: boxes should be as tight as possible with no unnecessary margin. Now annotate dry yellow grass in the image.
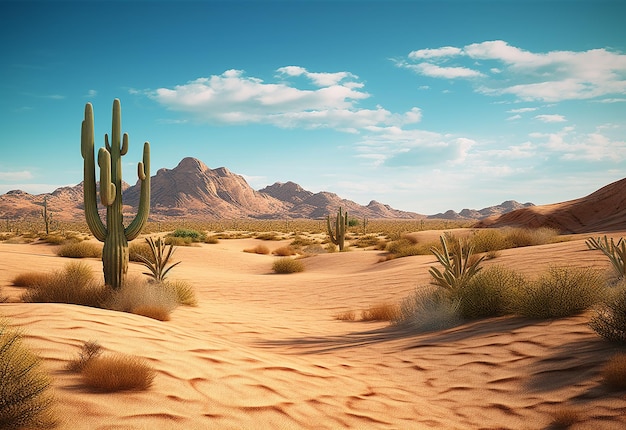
[81,353,156,392]
[272,245,298,256]
[601,353,626,390]
[549,406,580,429]
[131,305,172,321]
[360,302,401,322]
[243,244,271,254]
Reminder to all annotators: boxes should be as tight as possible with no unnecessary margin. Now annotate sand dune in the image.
[2,234,626,429]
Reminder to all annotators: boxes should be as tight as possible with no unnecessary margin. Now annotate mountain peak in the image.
[175,157,210,173]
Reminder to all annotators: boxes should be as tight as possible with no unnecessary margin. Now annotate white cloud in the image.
[0,171,33,181]
[147,68,420,131]
[507,114,522,121]
[530,127,626,162]
[85,89,98,97]
[399,40,626,102]
[534,114,567,123]
[408,46,463,59]
[507,107,537,113]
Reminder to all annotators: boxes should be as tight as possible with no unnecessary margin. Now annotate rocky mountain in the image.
[475,177,626,233]
[428,200,535,220]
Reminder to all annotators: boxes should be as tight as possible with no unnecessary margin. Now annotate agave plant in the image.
[429,234,484,293]
[585,235,626,279]
[135,237,181,282]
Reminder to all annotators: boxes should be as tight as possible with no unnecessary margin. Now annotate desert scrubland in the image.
[2,222,626,430]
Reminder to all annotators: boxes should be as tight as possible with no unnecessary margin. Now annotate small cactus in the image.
[81,99,151,289]
[327,207,348,251]
[41,196,53,235]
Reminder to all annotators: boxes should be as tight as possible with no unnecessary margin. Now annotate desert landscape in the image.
[2,176,626,429]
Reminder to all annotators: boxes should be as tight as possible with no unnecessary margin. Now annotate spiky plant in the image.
[327,207,348,251]
[135,237,181,282]
[585,235,626,279]
[429,234,484,293]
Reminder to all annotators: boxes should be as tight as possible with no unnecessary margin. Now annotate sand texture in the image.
[2,234,626,429]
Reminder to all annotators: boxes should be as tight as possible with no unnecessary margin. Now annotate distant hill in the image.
[475,177,626,233]
[428,200,535,220]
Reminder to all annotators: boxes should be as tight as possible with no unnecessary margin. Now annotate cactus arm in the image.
[98,148,116,206]
[125,141,151,240]
[81,103,107,241]
[121,133,129,155]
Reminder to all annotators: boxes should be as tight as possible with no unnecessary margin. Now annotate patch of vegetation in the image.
[0,319,57,429]
[360,303,401,322]
[384,236,435,259]
[586,235,626,279]
[80,353,156,392]
[12,272,51,288]
[56,241,102,258]
[21,262,108,307]
[255,232,283,241]
[272,257,305,274]
[244,244,271,255]
[105,276,178,319]
[589,285,626,343]
[429,235,484,293]
[548,406,581,429]
[352,234,384,249]
[395,287,462,332]
[509,266,606,319]
[272,245,298,256]
[135,237,181,282]
[164,279,198,307]
[66,340,103,372]
[334,310,356,321]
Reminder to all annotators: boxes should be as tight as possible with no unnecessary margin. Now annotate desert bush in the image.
[360,303,401,322]
[589,285,626,343]
[12,272,51,288]
[272,245,298,256]
[600,353,626,390]
[505,227,560,248]
[325,242,338,253]
[301,244,327,255]
[290,235,317,248]
[80,353,156,392]
[169,228,206,242]
[385,237,435,259]
[468,229,511,253]
[352,234,384,249]
[66,340,103,372]
[509,266,606,319]
[22,262,109,307]
[128,240,153,262]
[0,319,57,429]
[105,276,178,319]
[429,235,484,293]
[135,237,181,282]
[244,244,271,255]
[204,235,219,244]
[586,235,626,279]
[272,257,305,274]
[256,232,282,241]
[56,241,102,258]
[41,234,66,245]
[130,305,172,321]
[457,265,526,319]
[395,287,462,332]
[164,280,198,307]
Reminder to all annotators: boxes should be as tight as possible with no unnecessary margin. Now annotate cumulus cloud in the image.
[530,126,626,162]
[398,40,626,102]
[147,68,421,131]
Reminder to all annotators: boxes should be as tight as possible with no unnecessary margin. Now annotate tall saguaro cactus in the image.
[81,99,151,289]
[327,207,348,251]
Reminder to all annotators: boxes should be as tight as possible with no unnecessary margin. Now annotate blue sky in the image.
[1,0,625,214]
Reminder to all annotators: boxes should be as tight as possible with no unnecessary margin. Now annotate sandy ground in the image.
[2,231,626,429]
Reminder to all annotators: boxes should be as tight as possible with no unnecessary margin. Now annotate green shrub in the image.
[204,235,219,244]
[510,266,606,318]
[468,229,512,253]
[56,241,102,258]
[395,287,462,332]
[457,265,526,319]
[169,228,206,242]
[385,237,434,258]
[504,226,560,248]
[21,262,108,307]
[586,235,626,280]
[0,320,57,429]
[589,285,626,343]
[272,258,305,274]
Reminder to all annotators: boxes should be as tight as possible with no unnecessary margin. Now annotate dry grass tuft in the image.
[590,284,626,343]
[66,340,103,372]
[272,245,298,256]
[360,303,401,322]
[272,257,305,274]
[105,275,178,318]
[395,287,463,332]
[80,353,156,392]
[12,272,51,288]
[244,244,271,255]
[128,240,154,262]
[164,279,198,307]
[600,353,626,390]
[0,319,57,429]
[21,262,109,308]
[56,241,102,258]
[130,305,172,321]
